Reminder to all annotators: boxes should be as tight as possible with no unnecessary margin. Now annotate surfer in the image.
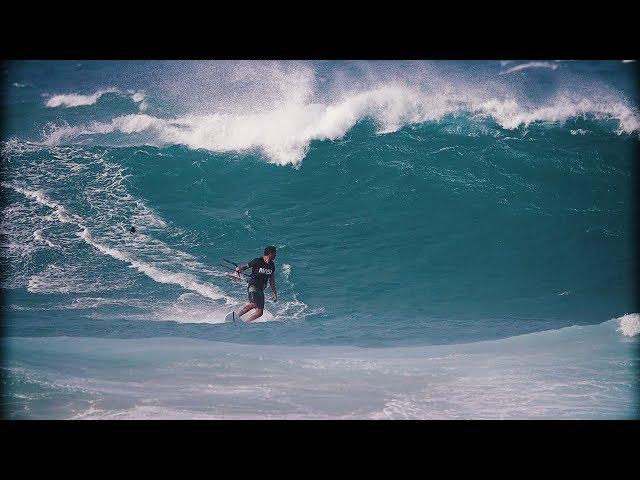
[232,246,278,322]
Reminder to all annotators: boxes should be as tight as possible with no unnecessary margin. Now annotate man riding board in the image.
[233,245,278,322]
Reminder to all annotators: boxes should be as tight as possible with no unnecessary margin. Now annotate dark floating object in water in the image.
[129,226,136,234]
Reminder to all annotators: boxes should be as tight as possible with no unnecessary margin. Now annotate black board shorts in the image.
[247,285,265,309]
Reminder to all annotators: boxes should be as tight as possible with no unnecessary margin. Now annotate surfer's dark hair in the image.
[264,245,277,256]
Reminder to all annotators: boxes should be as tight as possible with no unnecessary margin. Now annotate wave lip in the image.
[499,62,559,75]
[46,88,120,108]
[45,88,147,110]
[40,85,640,166]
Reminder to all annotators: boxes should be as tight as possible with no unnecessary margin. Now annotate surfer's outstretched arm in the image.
[225,272,244,283]
[235,263,249,274]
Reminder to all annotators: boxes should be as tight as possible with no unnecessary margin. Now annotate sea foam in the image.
[4,181,233,304]
[41,85,640,166]
[616,313,640,337]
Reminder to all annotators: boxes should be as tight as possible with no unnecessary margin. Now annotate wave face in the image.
[1,61,638,418]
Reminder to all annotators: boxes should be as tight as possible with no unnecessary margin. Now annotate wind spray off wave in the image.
[41,86,640,166]
[29,61,639,166]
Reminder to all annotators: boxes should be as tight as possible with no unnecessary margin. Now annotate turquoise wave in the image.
[2,114,636,346]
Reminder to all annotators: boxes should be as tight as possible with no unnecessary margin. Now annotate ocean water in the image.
[1,60,638,419]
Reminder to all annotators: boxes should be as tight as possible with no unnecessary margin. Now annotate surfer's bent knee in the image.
[254,309,263,318]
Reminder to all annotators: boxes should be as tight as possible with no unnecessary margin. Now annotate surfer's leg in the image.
[237,303,256,316]
[236,287,259,317]
[245,308,263,322]
[243,289,265,322]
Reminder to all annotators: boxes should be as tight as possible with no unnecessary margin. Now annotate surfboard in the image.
[224,309,273,323]
[224,311,242,323]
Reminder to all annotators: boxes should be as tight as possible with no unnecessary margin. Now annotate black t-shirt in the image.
[247,257,275,291]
